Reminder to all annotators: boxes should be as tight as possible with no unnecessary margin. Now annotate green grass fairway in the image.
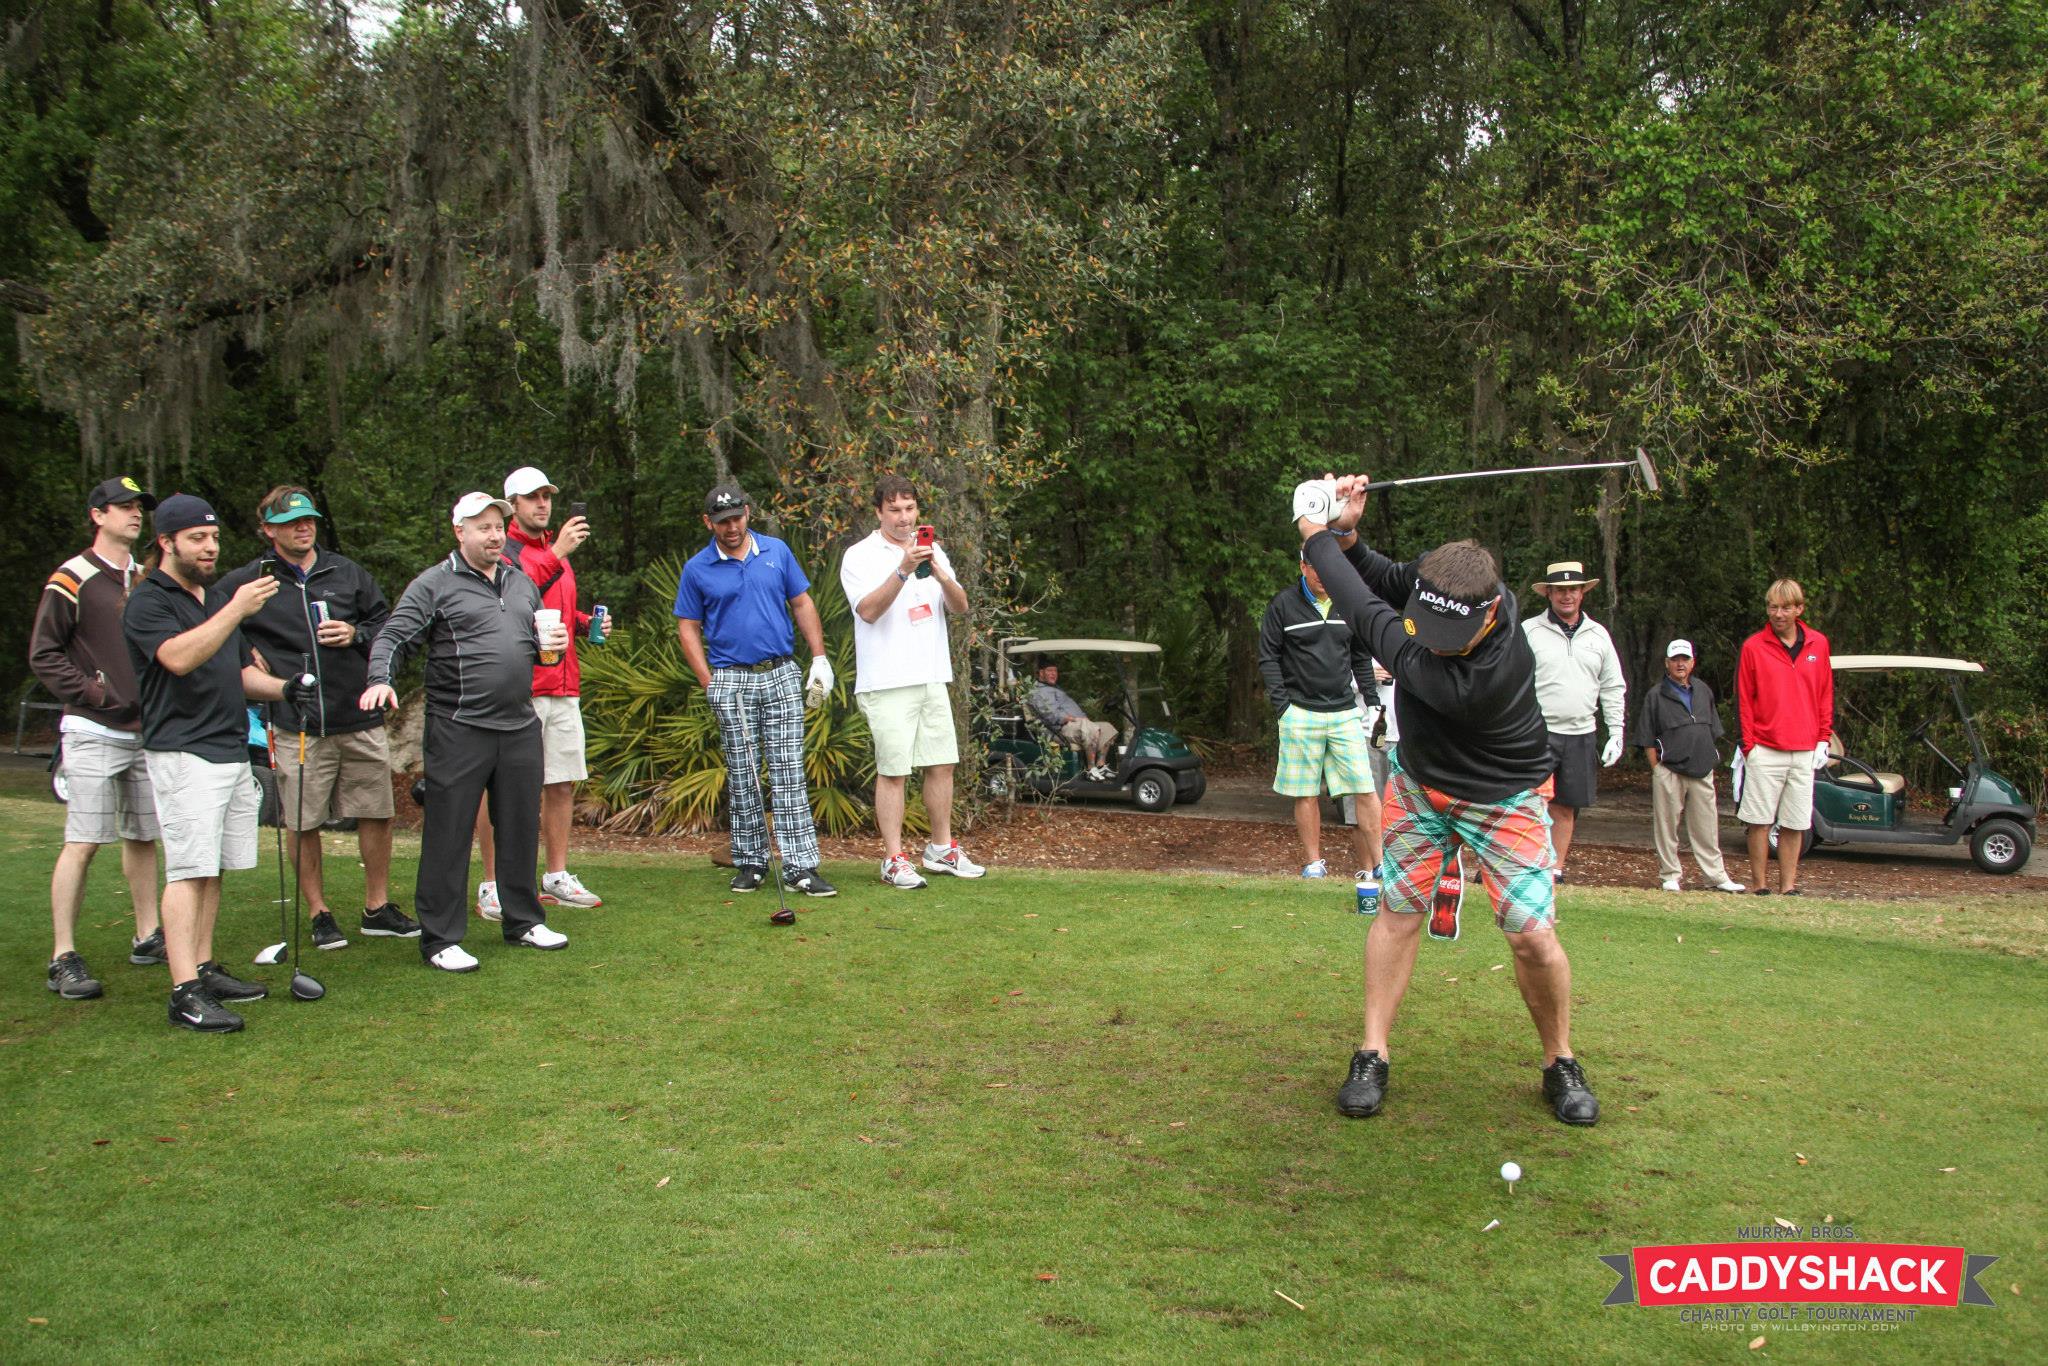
[1,774,2041,1362]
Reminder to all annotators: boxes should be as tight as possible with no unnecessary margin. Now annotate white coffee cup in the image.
[536,608,564,663]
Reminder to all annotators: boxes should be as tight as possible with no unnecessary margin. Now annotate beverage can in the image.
[310,600,332,628]
[589,603,608,645]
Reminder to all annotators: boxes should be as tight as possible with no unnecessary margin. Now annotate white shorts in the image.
[535,695,588,785]
[1737,746,1815,830]
[61,731,160,844]
[145,751,261,882]
[857,683,959,778]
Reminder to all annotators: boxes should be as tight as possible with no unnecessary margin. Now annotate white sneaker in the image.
[1660,877,1682,893]
[1715,880,1748,893]
[541,870,603,908]
[514,923,568,950]
[476,881,501,923]
[922,841,986,878]
[428,945,480,972]
[880,854,928,890]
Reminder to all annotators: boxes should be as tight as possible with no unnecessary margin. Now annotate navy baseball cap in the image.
[87,476,156,512]
[1403,572,1498,651]
[153,494,221,537]
[704,484,751,521]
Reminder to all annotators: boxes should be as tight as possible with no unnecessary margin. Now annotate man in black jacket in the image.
[1295,475,1599,1128]
[219,486,417,949]
[1258,548,1381,882]
[1630,640,1745,894]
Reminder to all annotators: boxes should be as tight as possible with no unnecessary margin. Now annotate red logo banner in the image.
[1613,1243,1975,1307]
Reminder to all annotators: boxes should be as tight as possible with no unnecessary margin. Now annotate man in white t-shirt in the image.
[838,474,987,889]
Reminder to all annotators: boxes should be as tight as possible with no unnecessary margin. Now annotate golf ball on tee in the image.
[1500,1162,1523,1183]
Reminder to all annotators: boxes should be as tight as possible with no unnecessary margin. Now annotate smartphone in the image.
[914,524,934,579]
[567,500,588,533]
[260,557,294,585]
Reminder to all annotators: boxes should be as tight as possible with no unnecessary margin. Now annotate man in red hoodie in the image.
[1735,578,1833,896]
[474,466,606,915]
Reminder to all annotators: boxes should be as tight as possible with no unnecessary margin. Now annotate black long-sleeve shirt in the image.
[367,552,542,732]
[1301,531,1551,802]
[218,550,391,737]
[1257,578,1377,714]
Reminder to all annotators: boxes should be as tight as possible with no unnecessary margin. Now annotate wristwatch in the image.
[895,568,911,582]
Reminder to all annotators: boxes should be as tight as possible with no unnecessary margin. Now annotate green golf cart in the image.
[983,637,1206,812]
[1778,655,2035,874]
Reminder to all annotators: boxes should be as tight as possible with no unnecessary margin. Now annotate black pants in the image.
[418,715,545,955]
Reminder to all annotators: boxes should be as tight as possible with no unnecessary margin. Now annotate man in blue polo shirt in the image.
[675,484,838,917]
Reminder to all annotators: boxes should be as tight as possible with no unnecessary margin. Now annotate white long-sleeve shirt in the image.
[1521,611,1626,737]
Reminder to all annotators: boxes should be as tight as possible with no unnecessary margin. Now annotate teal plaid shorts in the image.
[1272,704,1376,798]
[1380,765,1558,934]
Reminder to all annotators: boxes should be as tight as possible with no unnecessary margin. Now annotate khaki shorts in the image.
[535,695,589,784]
[61,731,160,844]
[857,683,958,778]
[145,751,260,883]
[1737,745,1815,830]
[275,727,395,831]
[1058,718,1118,754]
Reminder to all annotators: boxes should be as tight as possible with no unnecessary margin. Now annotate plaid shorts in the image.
[1379,766,1557,934]
[1272,705,1375,798]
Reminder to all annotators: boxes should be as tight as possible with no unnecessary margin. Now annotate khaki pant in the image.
[1058,718,1118,756]
[1651,763,1731,884]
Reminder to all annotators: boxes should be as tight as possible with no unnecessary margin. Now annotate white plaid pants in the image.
[707,660,821,872]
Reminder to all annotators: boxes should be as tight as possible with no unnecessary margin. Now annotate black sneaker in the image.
[169,982,244,1033]
[1543,1056,1600,1126]
[730,867,767,893]
[361,902,421,939]
[129,928,167,966]
[47,951,104,1001]
[310,912,348,951]
[784,868,838,898]
[1336,1049,1389,1118]
[196,960,268,1003]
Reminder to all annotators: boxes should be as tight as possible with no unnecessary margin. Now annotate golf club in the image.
[765,766,795,928]
[1367,447,1659,495]
[255,720,290,966]
[288,658,326,1001]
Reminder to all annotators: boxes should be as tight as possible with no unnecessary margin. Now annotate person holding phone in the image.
[839,473,984,889]
[471,466,607,919]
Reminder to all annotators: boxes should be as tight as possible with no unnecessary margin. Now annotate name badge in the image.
[908,603,934,624]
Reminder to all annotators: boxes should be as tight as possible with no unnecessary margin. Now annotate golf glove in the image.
[807,655,834,697]
[1291,478,1339,525]
[1813,740,1832,769]
[1600,732,1624,767]
[281,672,317,708]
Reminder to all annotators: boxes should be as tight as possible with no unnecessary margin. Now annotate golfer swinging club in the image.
[1294,475,1599,1126]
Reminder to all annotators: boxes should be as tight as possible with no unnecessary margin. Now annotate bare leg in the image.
[1293,795,1322,866]
[1549,804,1578,871]
[924,764,955,847]
[290,829,328,916]
[540,782,573,874]
[475,799,497,883]
[195,877,223,968]
[162,878,203,983]
[357,818,392,907]
[1348,791,1383,872]
[875,774,908,859]
[122,839,160,938]
[1746,824,1772,888]
[1360,909,1425,1057]
[1508,924,1574,1064]
[49,842,98,958]
[1778,836,1804,894]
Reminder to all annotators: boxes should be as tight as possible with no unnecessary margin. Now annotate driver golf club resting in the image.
[1292,474,1599,1126]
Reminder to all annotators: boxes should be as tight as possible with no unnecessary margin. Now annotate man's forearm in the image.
[241,665,287,702]
[676,620,713,687]
[156,609,244,677]
[937,570,968,615]
[792,595,826,658]
[854,574,907,623]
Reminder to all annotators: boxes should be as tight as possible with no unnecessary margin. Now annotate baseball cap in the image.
[451,491,514,525]
[1667,639,1695,659]
[262,490,323,524]
[87,476,156,512]
[704,483,751,522]
[1401,571,1499,651]
[153,494,220,536]
[504,466,557,498]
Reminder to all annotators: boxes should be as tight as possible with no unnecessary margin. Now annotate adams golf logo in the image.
[1414,585,1474,616]
[1600,1225,1998,1336]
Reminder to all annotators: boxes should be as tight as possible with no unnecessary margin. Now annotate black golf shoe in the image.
[784,868,838,898]
[1337,1049,1389,1118]
[730,867,767,893]
[310,912,348,951]
[169,983,244,1033]
[129,928,167,966]
[196,961,268,1003]
[47,951,104,1001]
[361,902,421,939]
[1543,1056,1600,1126]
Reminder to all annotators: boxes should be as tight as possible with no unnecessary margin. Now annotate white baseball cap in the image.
[452,491,514,525]
[1666,638,1694,659]
[504,466,557,498]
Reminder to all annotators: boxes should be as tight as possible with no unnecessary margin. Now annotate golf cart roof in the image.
[1831,655,1984,674]
[1005,638,1162,656]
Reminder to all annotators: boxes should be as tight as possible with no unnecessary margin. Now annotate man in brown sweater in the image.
[28,477,165,1001]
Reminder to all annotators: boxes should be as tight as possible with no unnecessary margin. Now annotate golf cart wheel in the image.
[1969,818,2031,875]
[1131,767,1176,813]
[1174,770,1207,804]
[1767,824,1815,857]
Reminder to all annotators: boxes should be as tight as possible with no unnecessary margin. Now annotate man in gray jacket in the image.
[361,493,571,971]
[1631,640,1745,893]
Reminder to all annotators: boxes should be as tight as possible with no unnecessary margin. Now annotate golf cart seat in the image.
[1825,732,1905,796]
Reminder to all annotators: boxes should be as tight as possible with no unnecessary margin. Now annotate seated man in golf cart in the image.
[1025,656,1119,780]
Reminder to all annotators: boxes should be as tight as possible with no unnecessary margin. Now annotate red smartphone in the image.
[914,524,935,579]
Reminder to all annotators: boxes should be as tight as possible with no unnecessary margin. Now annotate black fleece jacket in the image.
[1257,579,1377,714]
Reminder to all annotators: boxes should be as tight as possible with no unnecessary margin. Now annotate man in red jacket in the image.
[474,466,606,915]
[1735,578,1833,896]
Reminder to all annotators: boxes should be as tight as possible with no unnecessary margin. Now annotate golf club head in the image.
[254,941,289,966]
[1634,447,1660,494]
[289,971,325,1001]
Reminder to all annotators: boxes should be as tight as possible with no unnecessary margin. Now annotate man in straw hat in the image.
[1522,561,1627,881]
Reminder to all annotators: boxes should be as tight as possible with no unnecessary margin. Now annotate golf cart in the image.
[984,637,1205,812]
[1780,655,2035,874]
